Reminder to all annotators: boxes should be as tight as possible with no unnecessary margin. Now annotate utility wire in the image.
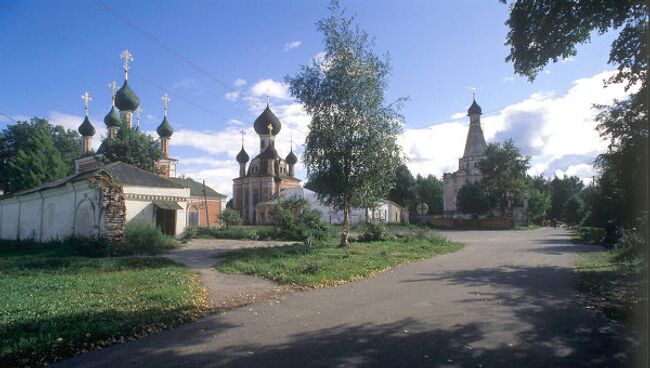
[95,0,237,93]
[0,113,19,123]
[0,3,229,121]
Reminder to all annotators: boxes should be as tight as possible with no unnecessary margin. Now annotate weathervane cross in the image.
[161,93,171,116]
[81,91,92,114]
[120,50,134,79]
[267,123,273,135]
[240,129,245,145]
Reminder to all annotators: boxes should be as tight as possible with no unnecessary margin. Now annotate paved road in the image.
[55,229,636,367]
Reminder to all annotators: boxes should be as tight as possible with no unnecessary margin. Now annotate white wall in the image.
[122,185,189,237]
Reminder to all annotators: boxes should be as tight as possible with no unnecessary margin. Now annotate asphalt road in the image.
[54,228,637,368]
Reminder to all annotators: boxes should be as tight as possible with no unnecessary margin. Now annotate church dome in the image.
[156,116,174,138]
[103,106,121,127]
[257,144,280,160]
[78,115,96,137]
[96,140,107,154]
[253,105,281,136]
[114,80,140,112]
[236,147,249,163]
[285,150,297,165]
[467,99,482,115]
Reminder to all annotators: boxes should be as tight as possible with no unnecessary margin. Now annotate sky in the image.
[0,0,629,197]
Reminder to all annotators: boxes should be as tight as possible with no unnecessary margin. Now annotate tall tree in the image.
[0,118,80,193]
[287,1,403,246]
[388,164,417,208]
[547,175,584,222]
[478,139,530,215]
[415,174,443,215]
[457,181,491,218]
[5,128,68,192]
[100,121,163,172]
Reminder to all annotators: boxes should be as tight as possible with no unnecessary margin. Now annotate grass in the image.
[0,243,210,367]
[576,250,645,321]
[217,234,463,288]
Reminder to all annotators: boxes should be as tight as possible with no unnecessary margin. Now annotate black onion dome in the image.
[467,99,482,115]
[103,105,121,127]
[253,105,281,135]
[78,115,96,137]
[257,145,280,160]
[96,140,107,154]
[114,80,140,111]
[285,150,297,165]
[156,116,174,138]
[236,147,249,163]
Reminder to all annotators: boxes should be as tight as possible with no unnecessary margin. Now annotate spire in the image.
[463,97,487,157]
[108,81,118,105]
[161,93,171,117]
[115,51,140,112]
[104,81,121,127]
[236,129,250,164]
[467,93,482,116]
[78,92,96,137]
[81,91,92,116]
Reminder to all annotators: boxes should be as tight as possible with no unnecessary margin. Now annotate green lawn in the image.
[0,244,210,367]
[217,236,463,288]
[576,250,644,321]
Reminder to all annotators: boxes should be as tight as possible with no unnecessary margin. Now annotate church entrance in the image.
[154,201,181,236]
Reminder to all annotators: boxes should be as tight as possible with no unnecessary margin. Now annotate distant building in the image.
[255,187,404,225]
[232,105,302,224]
[442,97,487,217]
[0,50,225,241]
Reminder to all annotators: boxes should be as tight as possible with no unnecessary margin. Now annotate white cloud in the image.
[233,78,247,87]
[173,78,200,89]
[225,91,240,102]
[450,112,466,119]
[283,40,302,51]
[400,70,633,184]
[227,119,244,127]
[503,76,515,83]
[250,79,290,100]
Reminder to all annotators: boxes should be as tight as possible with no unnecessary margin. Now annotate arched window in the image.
[188,205,200,226]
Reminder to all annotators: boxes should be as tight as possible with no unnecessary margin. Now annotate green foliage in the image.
[456,181,491,217]
[100,121,163,172]
[359,220,389,242]
[112,223,178,256]
[0,246,209,366]
[612,229,647,266]
[0,118,76,193]
[527,188,550,224]
[388,164,417,208]
[220,208,242,229]
[270,197,329,241]
[478,139,530,214]
[217,235,462,287]
[414,174,444,215]
[575,227,607,245]
[548,175,584,222]
[286,0,403,245]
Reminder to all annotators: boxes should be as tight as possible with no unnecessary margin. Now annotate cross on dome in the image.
[120,49,134,80]
[81,91,92,114]
[161,93,171,116]
[267,123,273,135]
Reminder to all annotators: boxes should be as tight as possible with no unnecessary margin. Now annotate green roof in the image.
[78,115,96,137]
[156,116,174,138]
[114,80,140,112]
[169,177,225,198]
[104,105,121,127]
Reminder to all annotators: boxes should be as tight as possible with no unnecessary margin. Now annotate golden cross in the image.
[267,123,273,135]
[81,91,92,114]
[240,129,245,146]
[120,49,134,79]
[108,80,118,104]
[161,93,171,116]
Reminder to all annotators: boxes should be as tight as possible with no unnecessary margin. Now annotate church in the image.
[0,51,225,241]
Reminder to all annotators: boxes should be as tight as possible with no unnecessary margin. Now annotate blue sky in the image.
[0,1,627,196]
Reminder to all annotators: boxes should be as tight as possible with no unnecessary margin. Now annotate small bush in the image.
[270,198,330,241]
[114,222,178,255]
[577,227,606,245]
[359,220,389,242]
[182,225,200,241]
[612,230,646,264]
[220,208,243,229]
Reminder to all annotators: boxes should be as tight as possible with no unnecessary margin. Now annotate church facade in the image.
[0,50,225,241]
[232,105,302,224]
[443,98,488,217]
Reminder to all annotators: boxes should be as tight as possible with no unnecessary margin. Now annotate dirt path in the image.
[56,229,638,367]
[166,238,295,311]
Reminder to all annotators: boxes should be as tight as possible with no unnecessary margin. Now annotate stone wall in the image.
[90,175,126,243]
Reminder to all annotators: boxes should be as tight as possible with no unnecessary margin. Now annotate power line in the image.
[95,0,236,93]
[0,3,229,121]
[0,113,19,123]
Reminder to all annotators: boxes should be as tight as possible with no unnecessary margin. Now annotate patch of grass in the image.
[0,246,210,366]
[512,225,541,231]
[217,234,462,287]
[576,250,645,321]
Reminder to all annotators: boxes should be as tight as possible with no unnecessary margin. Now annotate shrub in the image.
[114,222,178,255]
[270,198,329,241]
[612,230,646,263]
[64,236,110,257]
[359,220,389,242]
[182,225,200,241]
[577,227,606,245]
[220,208,242,229]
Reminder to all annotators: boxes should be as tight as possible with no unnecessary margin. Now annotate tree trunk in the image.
[340,200,349,247]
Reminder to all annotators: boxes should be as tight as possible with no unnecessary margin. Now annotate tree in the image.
[548,175,584,223]
[502,0,648,229]
[457,181,491,218]
[388,164,417,208]
[477,139,530,215]
[415,174,443,215]
[0,118,81,192]
[0,118,78,193]
[219,208,242,230]
[5,128,68,193]
[527,188,551,224]
[270,197,329,241]
[100,121,163,172]
[286,0,403,246]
